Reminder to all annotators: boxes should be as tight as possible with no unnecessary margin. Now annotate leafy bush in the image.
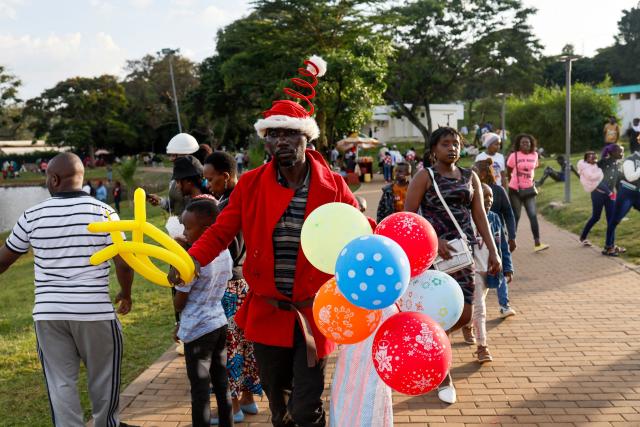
[507,81,618,154]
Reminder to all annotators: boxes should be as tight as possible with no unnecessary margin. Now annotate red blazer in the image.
[188,150,358,358]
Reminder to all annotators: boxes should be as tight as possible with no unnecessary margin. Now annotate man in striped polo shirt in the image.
[0,152,135,427]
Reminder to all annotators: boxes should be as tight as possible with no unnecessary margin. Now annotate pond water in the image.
[0,186,52,232]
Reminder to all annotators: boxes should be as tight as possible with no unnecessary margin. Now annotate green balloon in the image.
[301,202,372,274]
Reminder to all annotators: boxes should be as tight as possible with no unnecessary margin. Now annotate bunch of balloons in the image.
[302,203,464,395]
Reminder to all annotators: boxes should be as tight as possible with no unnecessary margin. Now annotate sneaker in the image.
[176,340,185,356]
[462,325,476,345]
[240,402,259,415]
[474,345,493,363]
[437,385,457,404]
[534,243,550,252]
[500,306,516,318]
[211,410,244,425]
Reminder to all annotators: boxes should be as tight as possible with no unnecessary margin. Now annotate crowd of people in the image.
[1,51,639,427]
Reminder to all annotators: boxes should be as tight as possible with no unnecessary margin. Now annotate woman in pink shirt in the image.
[506,134,549,252]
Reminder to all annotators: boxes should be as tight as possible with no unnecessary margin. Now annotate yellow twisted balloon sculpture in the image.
[87,188,195,287]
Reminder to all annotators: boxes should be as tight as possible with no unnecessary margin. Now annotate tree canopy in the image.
[190,0,393,150]
[383,0,542,148]
[24,75,136,157]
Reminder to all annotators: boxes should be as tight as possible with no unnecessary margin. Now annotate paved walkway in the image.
[117,179,640,426]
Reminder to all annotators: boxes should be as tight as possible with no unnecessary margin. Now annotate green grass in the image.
[0,200,178,426]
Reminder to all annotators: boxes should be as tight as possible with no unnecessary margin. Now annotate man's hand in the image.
[168,256,201,286]
[146,194,161,206]
[115,291,132,315]
[505,272,513,284]
[508,239,517,253]
[437,239,456,260]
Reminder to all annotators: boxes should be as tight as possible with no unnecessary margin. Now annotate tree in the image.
[383,0,541,148]
[24,75,136,159]
[507,82,618,154]
[190,0,392,150]
[122,51,200,153]
[0,65,23,139]
[543,6,640,87]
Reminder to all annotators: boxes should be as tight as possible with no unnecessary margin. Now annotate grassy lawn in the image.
[0,199,178,426]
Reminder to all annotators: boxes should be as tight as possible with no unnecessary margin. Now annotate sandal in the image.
[602,249,619,257]
[615,246,626,254]
[581,240,592,247]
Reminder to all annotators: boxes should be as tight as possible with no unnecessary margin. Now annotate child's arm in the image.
[173,289,189,312]
[499,222,514,275]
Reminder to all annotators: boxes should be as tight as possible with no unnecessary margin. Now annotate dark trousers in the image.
[580,190,614,241]
[184,326,232,427]
[605,186,640,248]
[509,189,540,241]
[253,323,327,427]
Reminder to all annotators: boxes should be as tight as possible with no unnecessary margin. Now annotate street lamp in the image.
[160,48,183,134]
[557,53,581,203]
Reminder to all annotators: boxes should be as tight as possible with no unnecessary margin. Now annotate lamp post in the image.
[557,54,581,203]
[495,92,510,142]
[161,48,183,133]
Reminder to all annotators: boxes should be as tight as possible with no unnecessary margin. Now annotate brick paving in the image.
[117,179,640,426]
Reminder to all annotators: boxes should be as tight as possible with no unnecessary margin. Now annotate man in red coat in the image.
[169,56,357,427]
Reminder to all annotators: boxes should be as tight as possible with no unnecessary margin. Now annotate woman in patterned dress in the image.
[405,127,501,404]
[203,151,262,422]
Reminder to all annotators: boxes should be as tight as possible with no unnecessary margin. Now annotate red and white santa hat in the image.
[254,55,327,141]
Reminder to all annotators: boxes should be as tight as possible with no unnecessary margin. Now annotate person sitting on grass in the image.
[535,155,579,187]
[376,161,411,222]
[470,184,514,364]
[173,199,235,427]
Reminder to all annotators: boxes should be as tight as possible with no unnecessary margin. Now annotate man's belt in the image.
[263,296,318,367]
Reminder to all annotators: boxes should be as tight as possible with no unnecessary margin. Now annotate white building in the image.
[0,140,70,155]
[362,104,465,143]
[609,85,640,130]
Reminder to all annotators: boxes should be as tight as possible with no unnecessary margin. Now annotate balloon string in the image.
[283,60,320,116]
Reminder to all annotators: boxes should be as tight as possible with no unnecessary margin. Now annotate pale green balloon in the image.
[301,202,372,274]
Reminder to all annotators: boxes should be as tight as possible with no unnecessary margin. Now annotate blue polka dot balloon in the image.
[335,235,411,310]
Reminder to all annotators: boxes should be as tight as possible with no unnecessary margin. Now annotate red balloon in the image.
[371,311,451,396]
[375,212,438,277]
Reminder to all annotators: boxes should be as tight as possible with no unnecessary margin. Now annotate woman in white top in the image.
[475,132,506,186]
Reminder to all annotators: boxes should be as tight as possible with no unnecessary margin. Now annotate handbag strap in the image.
[427,167,468,242]
[514,151,521,190]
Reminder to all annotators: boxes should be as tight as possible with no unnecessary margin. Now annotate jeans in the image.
[184,326,232,427]
[382,164,392,182]
[253,323,327,427]
[580,190,614,241]
[496,276,509,308]
[605,186,640,248]
[509,189,540,241]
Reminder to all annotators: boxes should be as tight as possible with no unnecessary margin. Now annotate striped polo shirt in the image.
[272,167,311,297]
[5,191,119,321]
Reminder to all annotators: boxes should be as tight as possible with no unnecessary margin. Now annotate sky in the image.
[1,0,638,100]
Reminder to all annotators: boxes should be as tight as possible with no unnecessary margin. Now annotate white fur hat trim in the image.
[254,115,320,140]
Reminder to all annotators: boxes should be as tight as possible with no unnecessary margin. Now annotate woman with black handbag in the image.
[506,134,549,252]
[405,127,501,404]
